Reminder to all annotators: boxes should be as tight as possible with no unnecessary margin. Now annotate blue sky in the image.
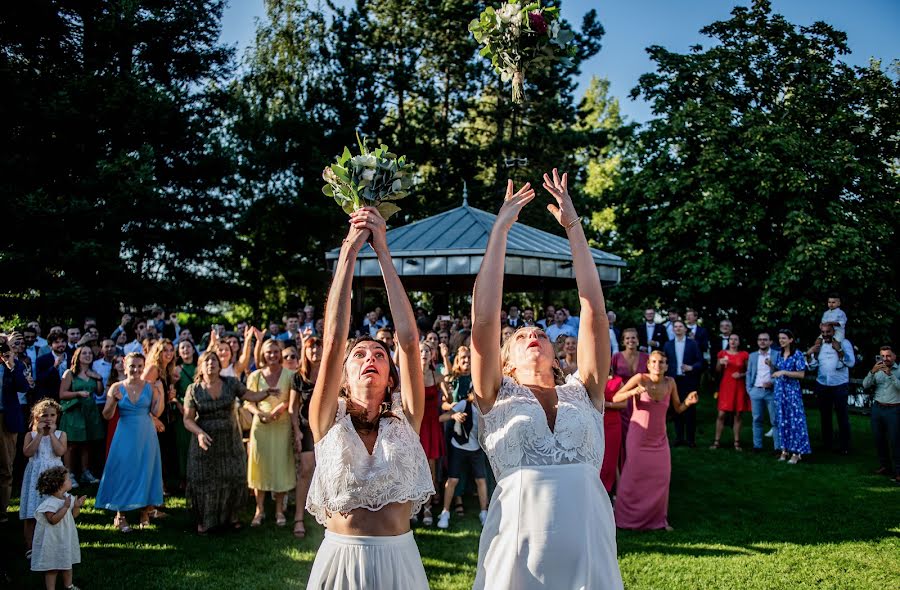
[220,1,899,123]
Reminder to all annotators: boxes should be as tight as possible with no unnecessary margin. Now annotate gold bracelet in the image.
[564,216,582,230]
[342,239,358,253]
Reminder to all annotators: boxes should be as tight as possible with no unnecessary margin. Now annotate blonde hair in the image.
[500,327,566,386]
[30,398,62,429]
[257,339,283,368]
[148,338,177,384]
[450,345,471,379]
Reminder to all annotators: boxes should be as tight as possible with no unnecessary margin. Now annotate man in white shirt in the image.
[808,323,856,453]
[92,339,117,390]
[537,305,556,330]
[664,309,680,341]
[27,322,48,351]
[545,310,576,343]
[745,332,780,452]
[607,311,620,355]
[123,319,148,355]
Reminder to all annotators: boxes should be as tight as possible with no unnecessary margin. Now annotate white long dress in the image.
[474,376,623,590]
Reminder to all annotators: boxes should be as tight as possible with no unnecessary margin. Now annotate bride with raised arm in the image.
[470,170,623,589]
[305,207,434,589]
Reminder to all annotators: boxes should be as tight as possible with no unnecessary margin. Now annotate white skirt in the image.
[307,530,429,590]
[474,463,623,590]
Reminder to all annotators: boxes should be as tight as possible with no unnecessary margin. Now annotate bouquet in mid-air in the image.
[469,2,577,104]
[322,133,414,221]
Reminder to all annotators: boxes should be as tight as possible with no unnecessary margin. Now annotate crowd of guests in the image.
[0,289,897,584]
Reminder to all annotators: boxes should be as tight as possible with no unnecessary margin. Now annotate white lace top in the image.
[306,391,435,525]
[478,375,606,481]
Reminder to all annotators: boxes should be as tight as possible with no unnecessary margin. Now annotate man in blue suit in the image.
[664,320,703,446]
[746,332,780,452]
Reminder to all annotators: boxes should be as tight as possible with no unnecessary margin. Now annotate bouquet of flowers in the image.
[469,2,577,104]
[321,133,413,221]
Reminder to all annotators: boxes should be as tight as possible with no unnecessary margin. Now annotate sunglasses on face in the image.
[283,354,298,360]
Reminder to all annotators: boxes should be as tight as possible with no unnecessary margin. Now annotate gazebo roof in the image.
[325,200,625,292]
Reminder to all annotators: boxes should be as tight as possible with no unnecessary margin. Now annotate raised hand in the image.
[344,211,371,252]
[542,168,578,228]
[496,180,536,230]
[351,207,388,254]
[684,391,699,406]
[75,495,87,509]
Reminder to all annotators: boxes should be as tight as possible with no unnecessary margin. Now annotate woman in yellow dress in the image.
[245,337,295,526]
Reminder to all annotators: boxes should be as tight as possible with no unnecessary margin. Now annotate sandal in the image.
[788,453,802,465]
[251,512,265,527]
[275,513,287,527]
[733,441,743,452]
[454,499,465,516]
[293,520,306,538]
[25,549,32,560]
[150,508,169,519]
[422,507,433,526]
[709,440,720,450]
[778,451,789,462]
[114,515,132,533]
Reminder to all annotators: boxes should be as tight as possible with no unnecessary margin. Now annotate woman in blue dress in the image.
[771,329,811,464]
[95,352,164,532]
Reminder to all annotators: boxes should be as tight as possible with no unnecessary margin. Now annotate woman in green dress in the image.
[182,351,267,534]
[174,339,197,489]
[245,338,295,526]
[59,346,104,486]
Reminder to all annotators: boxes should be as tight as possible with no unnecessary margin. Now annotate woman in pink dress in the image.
[613,351,698,531]
[712,334,751,450]
[601,376,626,493]
[611,328,649,462]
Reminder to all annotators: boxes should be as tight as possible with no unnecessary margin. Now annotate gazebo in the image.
[325,194,625,312]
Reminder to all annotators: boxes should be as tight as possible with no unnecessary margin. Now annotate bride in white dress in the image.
[470,170,623,589]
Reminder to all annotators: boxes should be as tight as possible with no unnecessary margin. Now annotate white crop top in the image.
[478,375,606,481]
[306,391,434,525]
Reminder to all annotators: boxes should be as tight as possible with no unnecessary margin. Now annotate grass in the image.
[3,401,899,589]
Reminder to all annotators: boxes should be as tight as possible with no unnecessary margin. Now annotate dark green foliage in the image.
[606,0,899,348]
[0,1,236,326]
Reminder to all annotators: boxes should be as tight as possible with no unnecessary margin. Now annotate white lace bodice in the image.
[478,376,606,481]
[306,392,435,525]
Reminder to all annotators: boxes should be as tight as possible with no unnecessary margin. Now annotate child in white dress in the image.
[20,399,67,558]
[31,466,85,590]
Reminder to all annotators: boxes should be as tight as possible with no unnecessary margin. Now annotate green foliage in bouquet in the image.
[469,2,577,103]
[321,133,414,220]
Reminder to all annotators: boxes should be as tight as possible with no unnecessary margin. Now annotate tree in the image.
[607,0,899,348]
[0,1,236,326]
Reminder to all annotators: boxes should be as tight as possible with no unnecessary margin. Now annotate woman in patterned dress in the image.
[772,329,811,464]
[182,351,266,533]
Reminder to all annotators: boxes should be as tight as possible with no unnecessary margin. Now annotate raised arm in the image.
[471,180,535,413]
[542,169,609,409]
[309,217,370,442]
[353,207,425,431]
[234,326,257,376]
[669,379,699,414]
[611,373,646,403]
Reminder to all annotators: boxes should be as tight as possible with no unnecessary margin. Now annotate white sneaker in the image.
[479,510,488,526]
[69,473,79,489]
[81,470,99,484]
[437,510,450,529]
[764,428,774,438]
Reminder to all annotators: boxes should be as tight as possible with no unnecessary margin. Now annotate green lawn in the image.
[3,402,899,589]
